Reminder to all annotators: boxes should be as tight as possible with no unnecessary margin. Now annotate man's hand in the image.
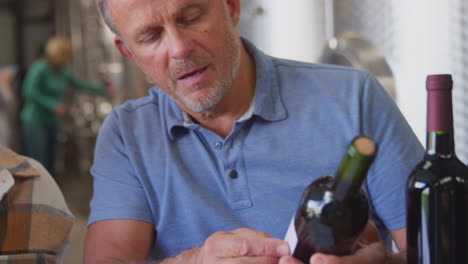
[308,242,390,264]
[86,223,289,264]
[278,242,390,264]
[278,221,403,264]
[191,228,291,264]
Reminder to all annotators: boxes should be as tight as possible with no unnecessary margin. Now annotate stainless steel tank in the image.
[320,0,396,101]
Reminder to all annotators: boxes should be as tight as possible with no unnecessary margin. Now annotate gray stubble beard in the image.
[179,37,241,114]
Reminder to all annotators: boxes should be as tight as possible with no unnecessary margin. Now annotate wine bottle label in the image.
[284,216,298,252]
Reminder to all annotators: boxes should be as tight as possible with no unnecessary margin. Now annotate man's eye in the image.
[185,14,199,23]
[182,10,202,24]
[143,33,161,43]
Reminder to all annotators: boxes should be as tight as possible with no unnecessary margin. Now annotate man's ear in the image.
[115,36,134,61]
[226,0,240,25]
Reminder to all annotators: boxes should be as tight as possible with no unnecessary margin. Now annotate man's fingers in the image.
[217,236,289,257]
[202,231,290,258]
[356,221,381,247]
[310,252,341,264]
[221,256,281,264]
[232,227,271,238]
[309,242,388,264]
[279,255,304,264]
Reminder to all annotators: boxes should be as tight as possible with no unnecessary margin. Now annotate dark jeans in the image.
[21,121,59,175]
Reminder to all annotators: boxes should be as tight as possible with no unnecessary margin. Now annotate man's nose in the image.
[165,27,193,59]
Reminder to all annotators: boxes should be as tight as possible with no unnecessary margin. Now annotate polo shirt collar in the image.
[244,38,287,122]
[162,38,287,139]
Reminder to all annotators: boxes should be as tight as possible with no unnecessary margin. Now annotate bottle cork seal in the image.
[426,74,452,91]
[354,137,376,156]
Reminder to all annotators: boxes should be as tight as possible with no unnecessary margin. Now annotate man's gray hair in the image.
[96,0,119,35]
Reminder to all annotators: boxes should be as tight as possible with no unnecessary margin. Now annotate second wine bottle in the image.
[407,74,468,264]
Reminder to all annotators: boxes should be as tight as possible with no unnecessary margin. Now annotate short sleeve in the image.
[88,111,153,225]
[361,74,425,231]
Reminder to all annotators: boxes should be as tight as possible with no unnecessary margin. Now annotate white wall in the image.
[393,0,452,143]
[239,0,326,63]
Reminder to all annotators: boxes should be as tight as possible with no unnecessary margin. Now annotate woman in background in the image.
[20,36,112,175]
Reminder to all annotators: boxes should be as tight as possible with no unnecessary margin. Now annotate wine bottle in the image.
[407,74,468,264]
[284,136,376,263]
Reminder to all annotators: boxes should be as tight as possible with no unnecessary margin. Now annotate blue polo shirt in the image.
[89,40,424,260]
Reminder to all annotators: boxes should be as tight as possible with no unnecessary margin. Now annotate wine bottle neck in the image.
[426,132,455,156]
[426,85,455,156]
[427,90,453,131]
[332,149,373,202]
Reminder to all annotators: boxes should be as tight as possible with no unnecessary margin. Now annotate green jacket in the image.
[20,60,106,125]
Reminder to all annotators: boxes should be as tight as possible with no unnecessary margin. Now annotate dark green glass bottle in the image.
[284,136,376,263]
[407,74,468,264]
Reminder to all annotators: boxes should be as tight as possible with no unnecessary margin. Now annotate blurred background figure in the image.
[0,67,16,147]
[20,36,112,176]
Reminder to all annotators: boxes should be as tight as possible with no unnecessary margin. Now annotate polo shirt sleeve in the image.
[360,73,425,231]
[88,110,153,225]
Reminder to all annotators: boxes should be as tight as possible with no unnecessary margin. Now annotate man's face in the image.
[109,0,242,113]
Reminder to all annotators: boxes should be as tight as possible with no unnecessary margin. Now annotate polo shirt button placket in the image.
[214,142,223,149]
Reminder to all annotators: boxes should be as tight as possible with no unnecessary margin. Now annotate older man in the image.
[85,0,423,263]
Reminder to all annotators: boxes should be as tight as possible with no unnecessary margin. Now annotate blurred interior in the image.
[1,0,467,263]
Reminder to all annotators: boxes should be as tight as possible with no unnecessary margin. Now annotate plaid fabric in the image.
[0,148,74,263]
